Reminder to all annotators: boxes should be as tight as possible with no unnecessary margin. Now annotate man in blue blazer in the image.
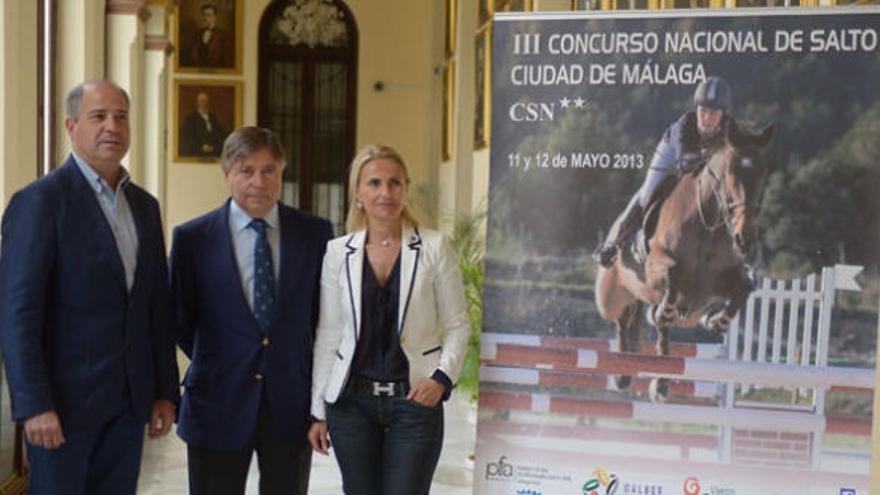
[170,126,333,494]
[0,80,179,494]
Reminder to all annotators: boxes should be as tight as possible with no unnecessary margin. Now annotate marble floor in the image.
[138,393,477,494]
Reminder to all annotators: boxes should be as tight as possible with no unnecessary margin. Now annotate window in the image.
[258,0,357,234]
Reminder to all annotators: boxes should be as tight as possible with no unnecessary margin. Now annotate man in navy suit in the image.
[0,80,179,494]
[170,126,333,494]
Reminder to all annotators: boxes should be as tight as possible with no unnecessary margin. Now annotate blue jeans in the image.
[326,385,444,495]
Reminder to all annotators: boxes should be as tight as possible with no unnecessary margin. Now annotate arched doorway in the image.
[258,0,357,233]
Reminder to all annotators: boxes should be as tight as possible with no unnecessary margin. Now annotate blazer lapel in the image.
[123,187,147,293]
[344,231,365,341]
[63,160,127,291]
[398,227,421,336]
[272,205,305,329]
[214,199,261,330]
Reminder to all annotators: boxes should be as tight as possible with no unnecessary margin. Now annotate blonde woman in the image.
[308,145,470,494]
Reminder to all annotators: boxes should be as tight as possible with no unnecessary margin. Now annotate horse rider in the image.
[594,76,734,268]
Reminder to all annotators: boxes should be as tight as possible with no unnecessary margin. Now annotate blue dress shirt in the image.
[72,153,138,292]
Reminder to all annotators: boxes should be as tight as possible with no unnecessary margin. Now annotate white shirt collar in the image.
[72,152,130,195]
[229,199,279,233]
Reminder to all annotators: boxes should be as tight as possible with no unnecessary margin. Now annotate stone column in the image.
[142,1,174,207]
[106,0,148,183]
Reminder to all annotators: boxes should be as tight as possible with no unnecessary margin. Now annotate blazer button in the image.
[262,337,270,347]
[255,373,264,380]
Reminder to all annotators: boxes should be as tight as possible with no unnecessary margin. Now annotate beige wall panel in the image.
[346,0,440,225]
[166,162,228,233]
[1,1,39,212]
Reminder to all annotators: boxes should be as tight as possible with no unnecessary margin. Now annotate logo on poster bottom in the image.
[583,467,619,495]
[839,489,857,495]
[485,455,514,480]
[684,477,735,495]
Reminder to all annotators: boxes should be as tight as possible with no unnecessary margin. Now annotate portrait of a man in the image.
[176,0,240,72]
[175,82,240,162]
[182,91,226,157]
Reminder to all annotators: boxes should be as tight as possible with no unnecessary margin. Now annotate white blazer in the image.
[311,227,470,420]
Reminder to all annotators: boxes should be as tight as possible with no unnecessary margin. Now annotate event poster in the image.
[476,8,880,495]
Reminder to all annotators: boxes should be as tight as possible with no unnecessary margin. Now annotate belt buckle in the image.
[372,381,395,396]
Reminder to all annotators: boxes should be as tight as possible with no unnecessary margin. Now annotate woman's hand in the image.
[308,420,331,455]
[406,377,445,407]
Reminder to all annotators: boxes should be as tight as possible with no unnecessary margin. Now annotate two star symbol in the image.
[559,97,586,109]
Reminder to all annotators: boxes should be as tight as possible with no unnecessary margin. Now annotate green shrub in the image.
[450,210,486,401]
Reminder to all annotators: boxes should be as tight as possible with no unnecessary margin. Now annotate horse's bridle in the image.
[696,157,762,238]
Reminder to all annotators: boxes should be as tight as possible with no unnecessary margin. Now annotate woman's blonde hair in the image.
[345,144,419,233]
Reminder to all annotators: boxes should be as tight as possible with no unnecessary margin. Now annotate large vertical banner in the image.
[477,9,880,495]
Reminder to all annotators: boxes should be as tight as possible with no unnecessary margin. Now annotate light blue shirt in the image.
[228,200,280,311]
[72,153,138,292]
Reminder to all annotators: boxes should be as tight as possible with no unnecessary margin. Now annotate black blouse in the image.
[351,252,409,382]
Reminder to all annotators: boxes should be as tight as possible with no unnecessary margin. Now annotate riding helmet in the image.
[693,76,732,110]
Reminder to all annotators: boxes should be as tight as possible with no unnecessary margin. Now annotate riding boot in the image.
[594,194,644,268]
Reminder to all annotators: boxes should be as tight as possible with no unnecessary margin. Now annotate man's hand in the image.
[307,421,331,455]
[149,399,176,439]
[24,411,65,449]
[406,378,444,408]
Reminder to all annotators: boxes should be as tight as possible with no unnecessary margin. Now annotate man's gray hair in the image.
[65,80,131,121]
[220,126,287,173]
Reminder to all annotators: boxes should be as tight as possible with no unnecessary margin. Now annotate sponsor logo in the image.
[485,455,514,481]
[840,489,857,495]
[623,482,664,494]
[583,467,619,495]
[684,477,735,495]
[516,490,541,495]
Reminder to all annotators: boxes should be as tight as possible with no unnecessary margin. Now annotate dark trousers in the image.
[187,393,312,495]
[326,383,444,495]
[26,409,145,495]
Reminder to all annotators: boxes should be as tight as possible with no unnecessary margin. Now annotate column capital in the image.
[145,35,174,56]
[107,0,150,22]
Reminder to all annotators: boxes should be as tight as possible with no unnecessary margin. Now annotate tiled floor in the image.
[138,393,477,494]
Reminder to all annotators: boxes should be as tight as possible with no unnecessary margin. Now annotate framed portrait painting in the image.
[175,0,243,73]
[174,80,242,163]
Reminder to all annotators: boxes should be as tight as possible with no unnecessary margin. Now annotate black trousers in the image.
[187,394,312,495]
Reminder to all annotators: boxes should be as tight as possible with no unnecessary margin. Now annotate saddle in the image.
[628,156,707,266]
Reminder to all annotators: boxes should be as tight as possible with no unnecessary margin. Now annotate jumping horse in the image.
[595,121,774,402]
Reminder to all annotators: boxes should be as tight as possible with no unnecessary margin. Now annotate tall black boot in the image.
[594,194,644,268]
